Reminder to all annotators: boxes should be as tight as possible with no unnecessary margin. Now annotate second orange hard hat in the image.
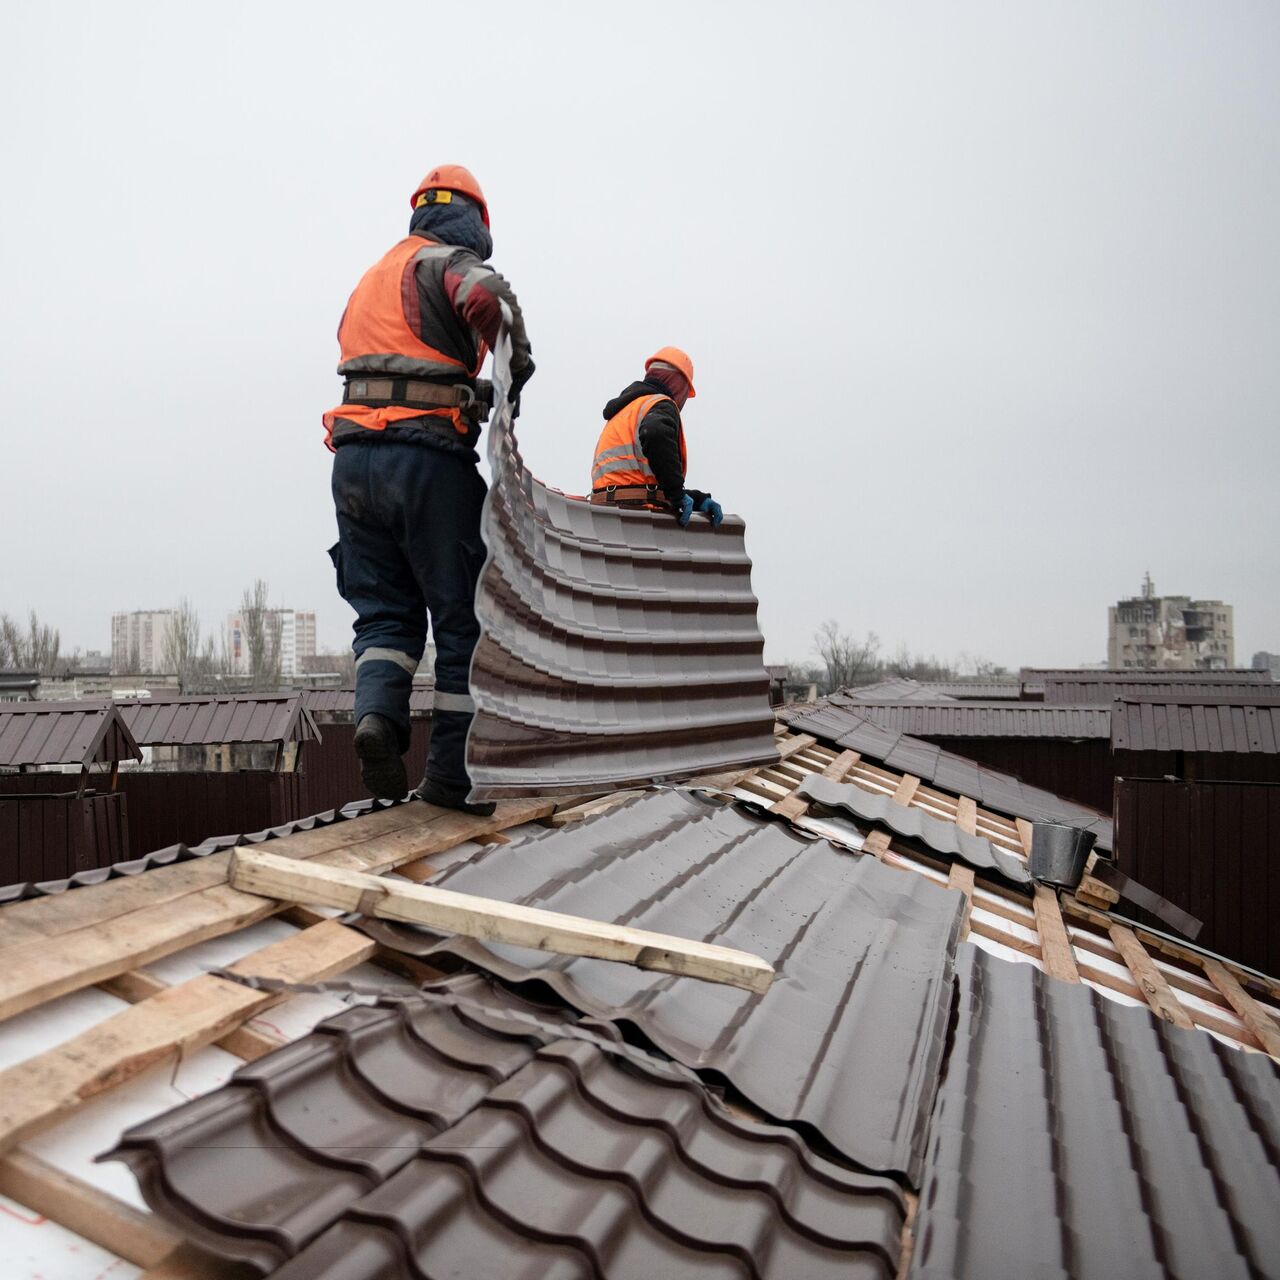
[645,346,696,398]
[410,164,490,228]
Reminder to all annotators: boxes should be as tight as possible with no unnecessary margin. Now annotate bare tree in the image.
[162,598,227,691]
[0,611,62,672]
[813,621,880,691]
[241,579,283,689]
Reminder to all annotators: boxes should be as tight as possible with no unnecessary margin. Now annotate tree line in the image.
[785,619,1009,693]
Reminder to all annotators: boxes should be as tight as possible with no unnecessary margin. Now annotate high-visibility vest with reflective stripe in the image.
[591,394,687,490]
[322,236,487,444]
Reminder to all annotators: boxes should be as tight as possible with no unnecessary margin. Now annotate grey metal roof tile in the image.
[464,331,777,800]
[116,694,320,747]
[911,945,1280,1280]
[359,789,963,1182]
[0,700,141,767]
[105,976,906,1279]
[796,776,1030,883]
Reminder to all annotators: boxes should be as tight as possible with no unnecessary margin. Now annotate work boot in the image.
[353,713,408,800]
[415,774,496,817]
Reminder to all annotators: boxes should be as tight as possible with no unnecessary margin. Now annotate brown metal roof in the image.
[1112,696,1280,754]
[359,788,963,1182]
[845,679,1021,702]
[0,700,141,768]
[1022,667,1270,695]
[783,696,1115,851]
[1044,678,1280,704]
[302,688,434,715]
[463,328,778,800]
[912,945,1280,1279]
[115,694,321,746]
[105,975,907,1278]
[840,701,1112,740]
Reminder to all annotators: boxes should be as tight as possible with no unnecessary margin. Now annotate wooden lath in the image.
[753,737,1280,1056]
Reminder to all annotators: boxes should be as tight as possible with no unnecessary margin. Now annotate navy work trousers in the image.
[329,439,487,789]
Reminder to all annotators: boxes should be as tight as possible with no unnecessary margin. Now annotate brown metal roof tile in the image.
[104,976,906,1278]
[0,700,141,768]
[911,945,1280,1279]
[358,789,964,1182]
[115,695,320,746]
[463,331,777,800]
[1111,696,1280,755]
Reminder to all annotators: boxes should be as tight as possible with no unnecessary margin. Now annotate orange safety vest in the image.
[591,394,688,492]
[322,236,487,446]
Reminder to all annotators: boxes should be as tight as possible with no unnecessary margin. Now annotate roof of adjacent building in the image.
[106,974,907,1279]
[463,328,778,800]
[1042,677,1280,703]
[0,700,141,768]
[115,694,321,747]
[844,678,1021,702]
[1112,694,1280,754]
[1021,667,1272,695]
[301,688,434,715]
[836,700,1113,740]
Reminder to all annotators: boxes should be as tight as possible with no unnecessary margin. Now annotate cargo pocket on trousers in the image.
[328,542,346,598]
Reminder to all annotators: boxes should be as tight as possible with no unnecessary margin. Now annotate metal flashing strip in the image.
[104,975,906,1279]
[911,945,1280,1280]
[358,788,963,1182]
[796,775,1031,883]
[464,326,777,800]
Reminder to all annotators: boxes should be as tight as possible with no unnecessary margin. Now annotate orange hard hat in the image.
[410,164,490,228]
[645,346,696,398]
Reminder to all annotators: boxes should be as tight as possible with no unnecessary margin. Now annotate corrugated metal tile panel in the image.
[359,789,963,1181]
[911,945,1280,1280]
[844,680,1021,702]
[1021,667,1271,696]
[844,701,1112,739]
[105,976,906,1279]
[0,797,404,903]
[0,700,141,767]
[1112,696,1280,754]
[1046,678,1280,704]
[785,698,1115,851]
[463,328,777,800]
[116,694,321,746]
[796,776,1031,883]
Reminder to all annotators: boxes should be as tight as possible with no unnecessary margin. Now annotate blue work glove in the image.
[677,494,694,527]
[698,496,724,527]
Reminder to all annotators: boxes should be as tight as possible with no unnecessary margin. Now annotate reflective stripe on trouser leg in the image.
[355,647,419,674]
[433,690,476,713]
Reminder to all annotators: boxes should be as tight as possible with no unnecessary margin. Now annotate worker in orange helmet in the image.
[589,347,723,526]
[323,164,534,815]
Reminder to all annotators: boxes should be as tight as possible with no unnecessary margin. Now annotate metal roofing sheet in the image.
[911,944,1280,1280]
[844,679,1021,702]
[1021,667,1270,695]
[302,689,435,715]
[841,701,1112,739]
[115,695,321,746]
[785,698,1115,852]
[1112,697,1280,754]
[359,788,963,1182]
[105,976,906,1279]
[1044,679,1280,704]
[0,701,141,768]
[464,327,777,800]
[796,775,1031,883]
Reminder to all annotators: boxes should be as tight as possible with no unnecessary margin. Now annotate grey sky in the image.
[2,1,1277,671]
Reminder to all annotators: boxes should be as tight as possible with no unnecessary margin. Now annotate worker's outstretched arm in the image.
[442,257,535,398]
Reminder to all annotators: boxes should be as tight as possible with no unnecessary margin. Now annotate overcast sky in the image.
[2,1,1277,671]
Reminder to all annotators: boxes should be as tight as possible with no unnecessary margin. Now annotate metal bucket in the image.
[1028,822,1097,889]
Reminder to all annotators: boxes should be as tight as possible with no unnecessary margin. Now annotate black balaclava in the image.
[409,191,493,260]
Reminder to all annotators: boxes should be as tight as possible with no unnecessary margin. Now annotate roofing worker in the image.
[324,164,534,815]
[589,347,724,526]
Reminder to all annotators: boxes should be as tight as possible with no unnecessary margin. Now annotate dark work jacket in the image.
[600,380,708,509]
